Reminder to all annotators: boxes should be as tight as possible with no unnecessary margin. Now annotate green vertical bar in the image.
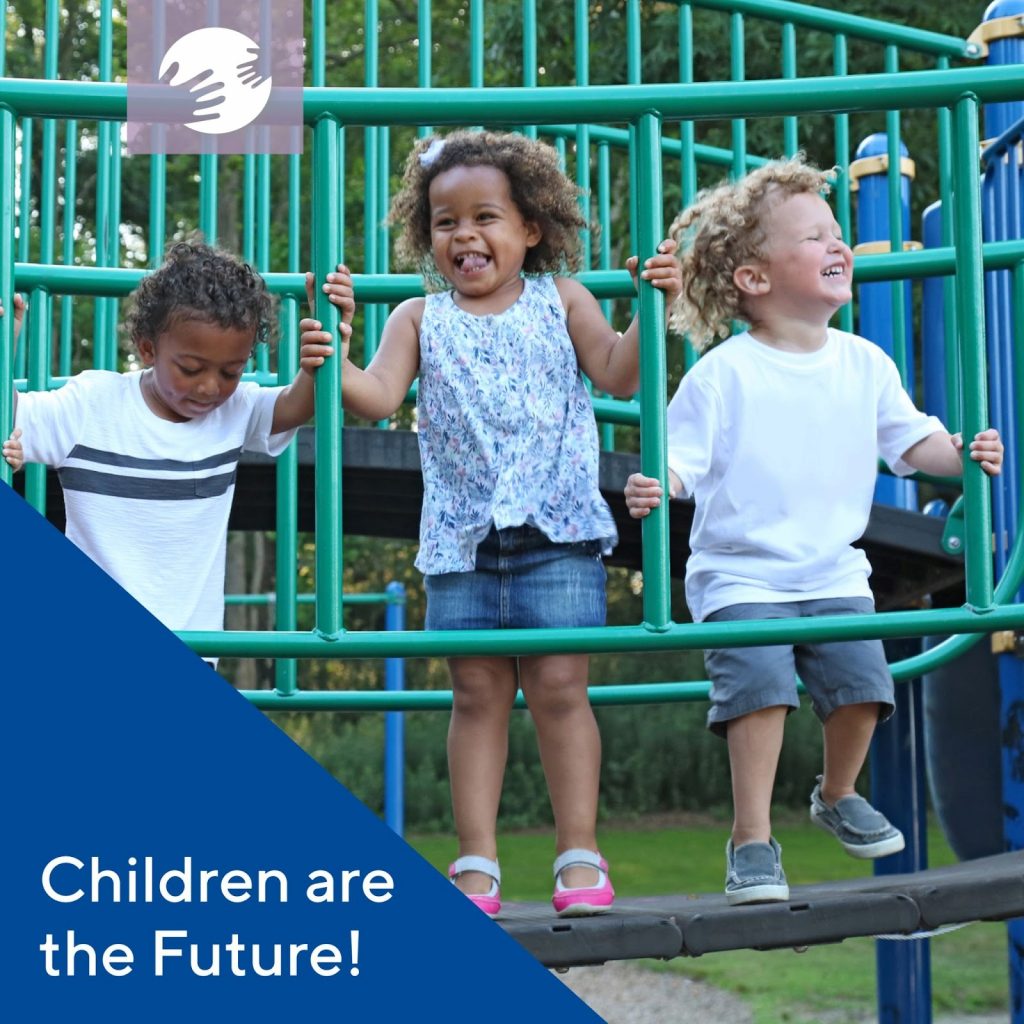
[313,115,344,637]
[199,151,218,245]
[18,118,33,268]
[109,124,122,370]
[0,106,15,488]
[626,0,641,84]
[94,0,114,372]
[951,94,993,610]
[148,152,166,267]
[597,139,612,335]
[40,0,58,379]
[884,46,907,386]
[16,117,32,379]
[24,0,60,510]
[936,57,960,435]
[60,120,77,377]
[374,125,390,429]
[730,13,745,181]
[364,0,380,363]
[470,0,484,88]
[573,0,590,257]
[242,156,256,264]
[574,0,608,447]
[523,0,537,139]
[25,287,48,511]
[418,1,432,135]
[31,4,59,508]
[625,2,640,261]
[679,4,699,373]
[635,113,671,631]
[678,4,696,209]
[148,1,166,271]
[781,22,797,156]
[377,128,389,277]
[255,154,271,375]
[312,0,326,86]
[275,150,302,695]
[833,34,853,334]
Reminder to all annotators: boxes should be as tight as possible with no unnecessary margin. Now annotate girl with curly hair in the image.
[3,241,347,645]
[307,129,681,918]
[625,155,1002,904]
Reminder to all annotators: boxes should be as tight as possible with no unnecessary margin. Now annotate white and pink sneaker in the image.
[551,849,614,917]
[448,855,502,919]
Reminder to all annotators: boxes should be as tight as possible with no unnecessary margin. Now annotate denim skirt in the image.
[424,524,607,631]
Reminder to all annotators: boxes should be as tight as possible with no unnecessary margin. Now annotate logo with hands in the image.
[158,27,272,135]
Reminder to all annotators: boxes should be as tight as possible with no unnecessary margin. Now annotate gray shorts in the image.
[703,597,895,739]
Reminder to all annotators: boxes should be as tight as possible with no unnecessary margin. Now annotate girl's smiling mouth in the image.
[455,252,491,272]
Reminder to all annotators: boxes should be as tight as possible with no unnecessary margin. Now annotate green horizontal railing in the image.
[683,0,981,59]
[15,238,1024,299]
[187,601,1024,661]
[0,64,1021,123]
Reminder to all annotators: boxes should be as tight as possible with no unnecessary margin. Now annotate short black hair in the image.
[125,241,276,349]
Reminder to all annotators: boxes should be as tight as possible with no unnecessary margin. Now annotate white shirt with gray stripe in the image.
[16,369,295,632]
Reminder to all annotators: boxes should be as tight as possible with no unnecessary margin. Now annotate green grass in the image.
[409,818,1011,1024]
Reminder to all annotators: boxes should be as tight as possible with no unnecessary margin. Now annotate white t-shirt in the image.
[16,369,296,631]
[666,329,945,622]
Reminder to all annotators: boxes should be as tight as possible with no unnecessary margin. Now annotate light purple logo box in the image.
[127,0,304,155]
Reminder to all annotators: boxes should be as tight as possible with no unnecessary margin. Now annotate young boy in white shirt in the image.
[2,241,349,638]
[625,156,1003,904]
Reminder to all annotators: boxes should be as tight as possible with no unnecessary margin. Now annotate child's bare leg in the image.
[727,705,788,846]
[519,653,601,888]
[820,702,881,805]
[447,655,519,895]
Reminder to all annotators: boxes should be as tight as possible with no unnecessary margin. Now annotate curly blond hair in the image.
[388,130,586,290]
[669,155,837,352]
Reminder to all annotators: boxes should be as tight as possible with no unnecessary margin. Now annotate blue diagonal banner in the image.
[0,484,602,1022]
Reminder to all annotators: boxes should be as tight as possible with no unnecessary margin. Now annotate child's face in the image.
[427,164,541,300]
[136,318,254,423]
[758,192,853,319]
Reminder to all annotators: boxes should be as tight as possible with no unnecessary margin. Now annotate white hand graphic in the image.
[159,28,273,135]
[158,64,225,124]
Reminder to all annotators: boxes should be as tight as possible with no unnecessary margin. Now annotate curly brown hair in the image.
[125,240,277,349]
[669,155,837,352]
[388,130,586,289]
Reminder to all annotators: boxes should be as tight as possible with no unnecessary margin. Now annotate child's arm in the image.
[302,265,420,422]
[624,371,718,517]
[2,426,23,471]
[901,428,1003,478]
[558,238,682,397]
[624,469,684,518]
[270,268,354,433]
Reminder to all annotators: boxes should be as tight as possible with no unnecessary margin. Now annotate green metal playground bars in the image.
[2,63,1022,688]
[0,0,987,401]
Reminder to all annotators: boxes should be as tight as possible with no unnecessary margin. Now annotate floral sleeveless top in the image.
[415,275,618,574]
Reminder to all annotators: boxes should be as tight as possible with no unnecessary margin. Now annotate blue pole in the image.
[853,131,916,510]
[384,582,406,837]
[856,133,929,1023]
[980,6,1024,1018]
[871,640,931,1024]
[980,0,1024,142]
